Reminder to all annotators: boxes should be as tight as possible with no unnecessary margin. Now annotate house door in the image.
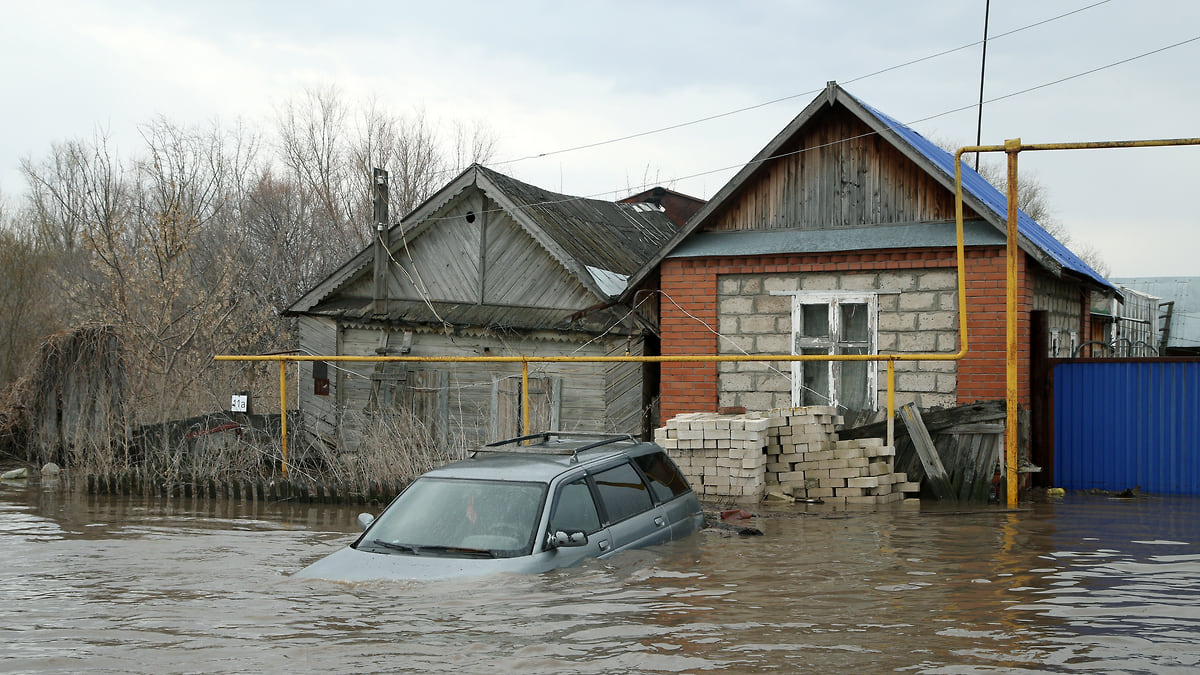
[492,374,561,439]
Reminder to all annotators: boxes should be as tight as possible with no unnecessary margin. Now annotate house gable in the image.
[334,184,597,315]
[703,104,976,233]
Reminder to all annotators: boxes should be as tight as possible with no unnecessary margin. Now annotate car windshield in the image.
[358,477,546,558]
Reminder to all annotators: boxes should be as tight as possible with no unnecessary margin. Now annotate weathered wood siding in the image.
[297,315,339,449]
[339,193,596,311]
[605,338,648,435]
[320,326,645,449]
[705,106,975,232]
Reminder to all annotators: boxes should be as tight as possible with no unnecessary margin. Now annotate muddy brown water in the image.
[3,479,1200,673]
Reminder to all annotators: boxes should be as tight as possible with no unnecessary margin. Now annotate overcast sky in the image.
[2,0,1197,276]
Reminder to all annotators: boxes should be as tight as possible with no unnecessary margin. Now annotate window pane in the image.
[800,348,831,406]
[841,303,869,342]
[593,463,653,524]
[634,452,691,502]
[837,345,870,411]
[551,477,602,534]
[801,304,829,338]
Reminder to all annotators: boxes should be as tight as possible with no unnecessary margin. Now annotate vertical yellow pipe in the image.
[521,360,530,434]
[1005,139,1021,507]
[886,359,895,450]
[279,359,288,478]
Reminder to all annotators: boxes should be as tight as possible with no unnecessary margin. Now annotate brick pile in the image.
[654,412,771,499]
[655,407,921,507]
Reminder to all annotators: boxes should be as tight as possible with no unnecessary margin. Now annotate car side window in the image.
[593,462,654,524]
[550,477,602,534]
[634,451,692,502]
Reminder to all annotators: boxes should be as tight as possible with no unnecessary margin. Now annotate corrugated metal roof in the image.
[1111,277,1200,350]
[667,221,1006,258]
[852,96,1115,292]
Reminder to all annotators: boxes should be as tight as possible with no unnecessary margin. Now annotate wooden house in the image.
[286,165,683,452]
[620,81,1117,428]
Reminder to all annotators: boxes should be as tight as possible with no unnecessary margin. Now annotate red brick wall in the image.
[957,248,1032,405]
[658,246,1034,420]
[660,260,720,421]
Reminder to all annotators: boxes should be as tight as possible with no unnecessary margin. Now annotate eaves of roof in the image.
[666,220,1005,258]
[303,296,641,337]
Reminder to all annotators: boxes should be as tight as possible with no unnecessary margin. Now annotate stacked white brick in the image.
[656,407,921,507]
[653,412,770,499]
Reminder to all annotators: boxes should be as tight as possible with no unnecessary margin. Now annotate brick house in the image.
[622,82,1116,427]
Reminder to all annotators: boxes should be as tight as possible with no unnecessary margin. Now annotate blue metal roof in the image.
[854,97,1116,292]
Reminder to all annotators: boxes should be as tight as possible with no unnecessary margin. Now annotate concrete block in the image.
[847,476,880,489]
[818,459,852,471]
[868,462,890,477]
[836,487,866,497]
[833,446,865,460]
[829,467,861,479]
[819,477,845,489]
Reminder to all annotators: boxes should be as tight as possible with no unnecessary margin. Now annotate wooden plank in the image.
[899,403,955,501]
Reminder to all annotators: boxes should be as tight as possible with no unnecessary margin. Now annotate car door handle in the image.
[598,538,611,551]
[654,516,665,527]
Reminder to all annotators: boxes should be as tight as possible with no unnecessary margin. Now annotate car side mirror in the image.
[546,529,588,549]
[357,513,375,531]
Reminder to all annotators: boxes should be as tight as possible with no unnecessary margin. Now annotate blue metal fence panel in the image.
[1054,361,1200,494]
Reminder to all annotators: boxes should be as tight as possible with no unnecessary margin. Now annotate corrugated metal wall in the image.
[1054,360,1200,494]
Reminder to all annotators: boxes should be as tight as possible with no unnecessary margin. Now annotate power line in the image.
[404,31,1200,228]
[487,0,1114,169]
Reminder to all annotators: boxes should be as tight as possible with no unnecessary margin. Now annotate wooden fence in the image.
[74,472,406,504]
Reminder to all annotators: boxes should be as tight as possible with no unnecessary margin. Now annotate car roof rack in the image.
[473,431,636,462]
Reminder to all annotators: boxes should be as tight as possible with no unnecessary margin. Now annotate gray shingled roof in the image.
[476,166,677,277]
[287,165,678,334]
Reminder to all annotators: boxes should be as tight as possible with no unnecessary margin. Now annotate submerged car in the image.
[295,432,704,582]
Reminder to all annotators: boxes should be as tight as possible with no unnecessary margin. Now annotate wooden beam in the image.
[900,403,955,501]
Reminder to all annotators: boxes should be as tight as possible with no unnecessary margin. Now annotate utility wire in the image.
[488,1,1114,169]
[402,32,1200,227]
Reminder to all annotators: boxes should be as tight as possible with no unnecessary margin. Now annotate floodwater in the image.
[3,480,1200,674]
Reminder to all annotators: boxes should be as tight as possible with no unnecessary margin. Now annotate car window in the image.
[634,451,692,502]
[550,477,602,534]
[593,462,653,524]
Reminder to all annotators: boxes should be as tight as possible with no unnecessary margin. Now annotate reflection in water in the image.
[3,480,1200,672]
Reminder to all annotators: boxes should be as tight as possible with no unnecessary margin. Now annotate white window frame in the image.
[774,291,879,411]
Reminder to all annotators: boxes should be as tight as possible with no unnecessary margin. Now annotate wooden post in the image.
[372,168,390,318]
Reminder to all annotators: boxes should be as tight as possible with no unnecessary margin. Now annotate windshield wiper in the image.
[412,545,497,559]
[368,539,419,554]
[366,539,496,558]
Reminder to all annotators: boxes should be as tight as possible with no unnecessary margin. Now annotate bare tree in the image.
[940,139,1110,276]
[0,199,60,386]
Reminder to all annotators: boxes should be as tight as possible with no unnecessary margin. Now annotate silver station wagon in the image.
[295,432,704,582]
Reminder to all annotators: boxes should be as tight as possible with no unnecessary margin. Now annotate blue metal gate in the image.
[1054,359,1200,494]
